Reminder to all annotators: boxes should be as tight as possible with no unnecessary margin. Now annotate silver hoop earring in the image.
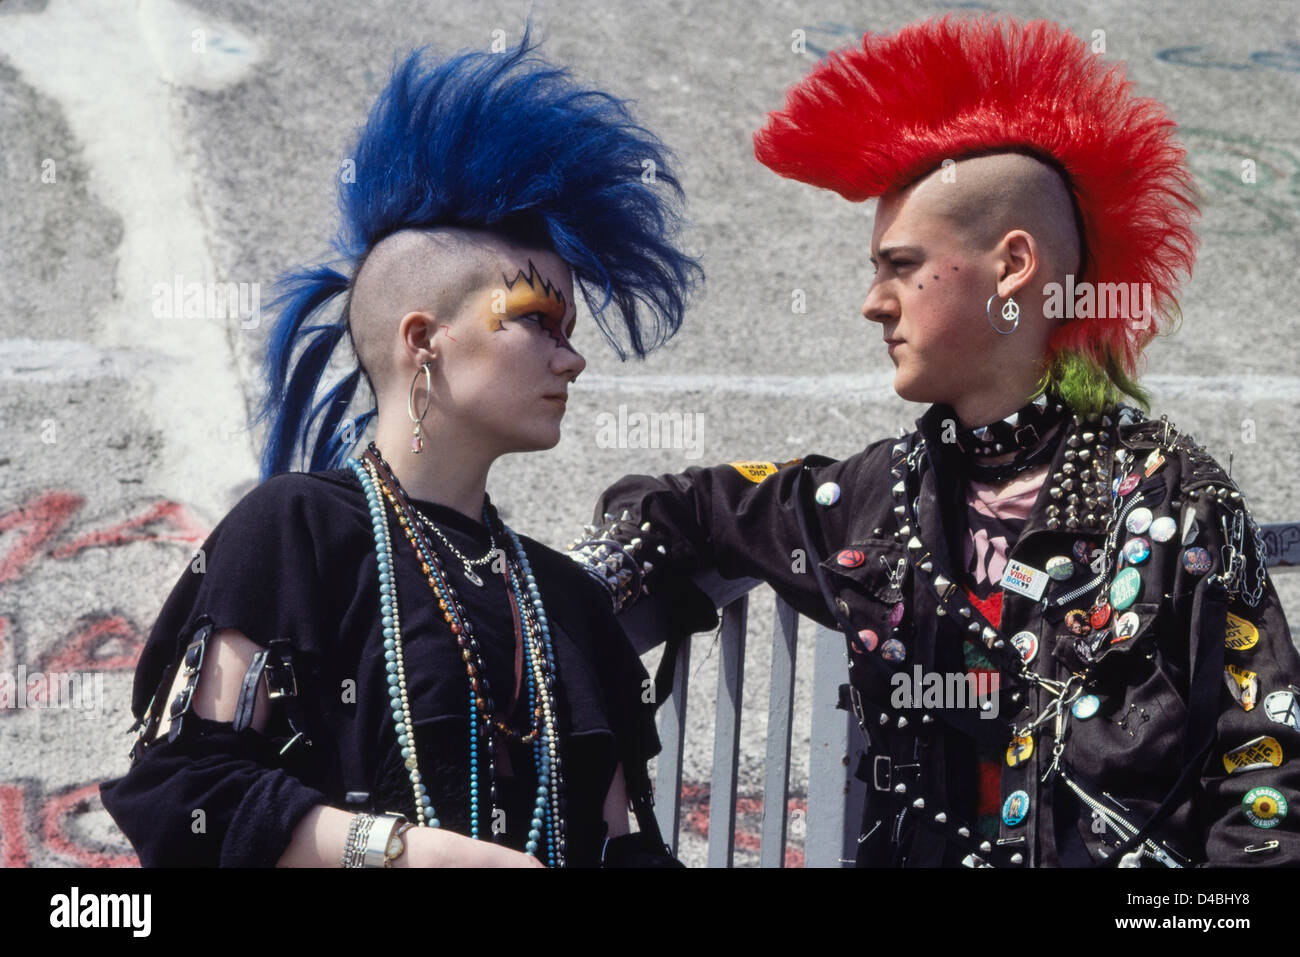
[408,361,432,454]
[986,293,1020,335]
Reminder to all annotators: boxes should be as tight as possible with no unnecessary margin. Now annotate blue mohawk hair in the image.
[254,30,703,479]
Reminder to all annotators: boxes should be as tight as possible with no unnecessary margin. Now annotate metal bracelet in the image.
[363,812,410,868]
[342,813,377,868]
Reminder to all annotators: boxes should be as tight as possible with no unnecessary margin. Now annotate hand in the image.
[395,826,547,868]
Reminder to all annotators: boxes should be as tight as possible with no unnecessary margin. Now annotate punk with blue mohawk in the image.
[104,31,694,868]
[256,31,702,479]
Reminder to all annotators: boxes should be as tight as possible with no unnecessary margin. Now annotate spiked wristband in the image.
[566,510,666,613]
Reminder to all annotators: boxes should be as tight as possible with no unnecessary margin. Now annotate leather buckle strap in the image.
[165,619,214,744]
[232,649,270,733]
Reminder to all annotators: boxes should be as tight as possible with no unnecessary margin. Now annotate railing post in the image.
[759,598,798,867]
[707,596,747,868]
[806,622,861,867]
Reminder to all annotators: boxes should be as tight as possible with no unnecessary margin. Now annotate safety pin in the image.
[1244,841,1278,854]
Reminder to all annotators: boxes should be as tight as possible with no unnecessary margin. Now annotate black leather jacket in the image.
[593,403,1300,867]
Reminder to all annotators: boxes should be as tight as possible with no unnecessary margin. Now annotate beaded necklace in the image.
[347,443,566,866]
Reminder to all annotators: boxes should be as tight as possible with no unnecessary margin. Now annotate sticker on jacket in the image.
[1001,559,1049,601]
[1225,612,1260,651]
[728,461,778,483]
[1224,665,1259,711]
[1222,735,1283,774]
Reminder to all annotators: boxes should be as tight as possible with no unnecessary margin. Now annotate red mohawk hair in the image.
[754,16,1199,378]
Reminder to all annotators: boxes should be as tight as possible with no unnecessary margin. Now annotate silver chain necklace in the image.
[411,505,498,587]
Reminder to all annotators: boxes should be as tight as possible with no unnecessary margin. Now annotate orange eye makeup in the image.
[492,260,576,347]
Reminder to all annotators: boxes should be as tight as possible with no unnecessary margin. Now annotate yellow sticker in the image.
[729,461,778,483]
[1223,735,1283,774]
[1224,664,1259,711]
[1225,612,1260,651]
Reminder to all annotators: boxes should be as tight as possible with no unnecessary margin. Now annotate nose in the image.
[861,276,897,325]
[553,340,586,382]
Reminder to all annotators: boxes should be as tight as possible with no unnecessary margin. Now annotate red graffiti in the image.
[680,781,807,867]
[0,490,83,585]
[0,782,31,867]
[48,498,208,558]
[41,782,138,868]
[38,615,144,673]
[0,779,138,867]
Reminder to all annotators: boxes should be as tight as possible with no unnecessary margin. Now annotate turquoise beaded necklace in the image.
[347,444,566,866]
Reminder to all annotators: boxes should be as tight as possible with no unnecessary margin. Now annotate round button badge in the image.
[1122,537,1151,566]
[1117,472,1140,496]
[1006,735,1034,768]
[815,482,841,507]
[1182,547,1213,575]
[855,629,879,653]
[1089,602,1112,629]
[1010,630,1038,664]
[1109,567,1142,611]
[836,548,865,568]
[1149,515,1177,542]
[1046,556,1075,581]
[1126,507,1153,535]
[879,638,907,662]
[1243,786,1288,828]
[1114,611,1141,641]
[1002,790,1030,827]
[1072,693,1100,720]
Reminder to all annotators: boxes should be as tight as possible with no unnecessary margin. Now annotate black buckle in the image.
[265,640,298,699]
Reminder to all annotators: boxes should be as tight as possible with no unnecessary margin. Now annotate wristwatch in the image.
[364,812,413,868]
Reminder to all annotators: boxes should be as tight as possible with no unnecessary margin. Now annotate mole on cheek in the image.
[932,274,939,280]
[917,284,923,289]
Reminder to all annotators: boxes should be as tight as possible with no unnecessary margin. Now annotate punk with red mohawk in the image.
[579,14,1300,869]
[755,15,1199,411]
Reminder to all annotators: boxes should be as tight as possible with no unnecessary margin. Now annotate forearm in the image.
[276,804,356,867]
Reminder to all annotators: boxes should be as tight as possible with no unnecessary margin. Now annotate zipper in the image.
[1051,574,1103,608]
[893,807,908,845]
[1057,767,1184,868]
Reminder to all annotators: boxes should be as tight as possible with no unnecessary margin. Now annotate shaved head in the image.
[903,153,1083,280]
[346,227,539,394]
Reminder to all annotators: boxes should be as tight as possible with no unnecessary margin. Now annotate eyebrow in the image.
[869,244,925,265]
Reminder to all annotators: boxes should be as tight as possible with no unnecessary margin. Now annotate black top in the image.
[99,467,659,867]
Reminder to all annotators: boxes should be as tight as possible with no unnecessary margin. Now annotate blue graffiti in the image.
[1156,43,1300,72]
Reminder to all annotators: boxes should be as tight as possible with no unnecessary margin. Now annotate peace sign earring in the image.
[986,292,1021,334]
[408,361,432,454]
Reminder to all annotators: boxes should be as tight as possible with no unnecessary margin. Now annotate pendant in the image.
[463,566,484,587]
